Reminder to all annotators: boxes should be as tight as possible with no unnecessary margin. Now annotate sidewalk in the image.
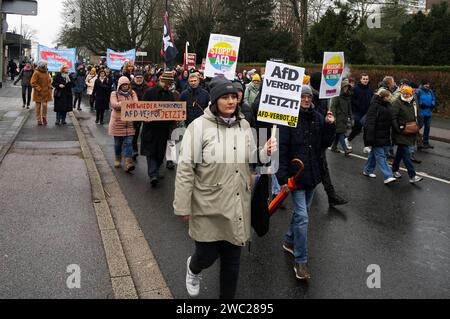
[0,84,114,298]
[430,114,450,143]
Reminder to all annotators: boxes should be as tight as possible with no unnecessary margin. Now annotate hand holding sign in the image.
[257,61,305,128]
[325,111,336,124]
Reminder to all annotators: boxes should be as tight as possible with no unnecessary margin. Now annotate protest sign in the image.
[319,52,345,99]
[121,101,187,122]
[257,61,305,128]
[38,45,76,73]
[107,48,136,71]
[187,53,197,70]
[204,34,240,80]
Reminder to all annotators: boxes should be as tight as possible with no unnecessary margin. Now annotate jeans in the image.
[146,156,163,178]
[392,145,416,178]
[189,241,242,299]
[286,188,316,264]
[56,112,67,123]
[114,136,133,159]
[333,133,348,151]
[22,85,32,106]
[419,116,432,145]
[363,146,393,180]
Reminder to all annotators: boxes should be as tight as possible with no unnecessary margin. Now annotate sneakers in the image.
[363,172,377,178]
[328,194,349,207]
[294,263,311,280]
[384,177,397,185]
[410,176,423,184]
[186,257,201,297]
[344,138,352,150]
[283,242,294,256]
[393,171,402,179]
[363,147,372,154]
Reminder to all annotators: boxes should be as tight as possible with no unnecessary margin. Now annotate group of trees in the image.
[58,0,450,66]
[305,1,450,65]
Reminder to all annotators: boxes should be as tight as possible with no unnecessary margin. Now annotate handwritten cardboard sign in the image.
[121,101,186,122]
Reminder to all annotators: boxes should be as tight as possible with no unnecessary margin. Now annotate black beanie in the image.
[310,72,322,91]
[209,76,238,104]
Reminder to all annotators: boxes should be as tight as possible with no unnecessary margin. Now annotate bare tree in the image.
[21,25,38,41]
[59,0,163,57]
[170,0,224,55]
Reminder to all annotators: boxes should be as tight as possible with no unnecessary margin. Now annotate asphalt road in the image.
[79,107,450,299]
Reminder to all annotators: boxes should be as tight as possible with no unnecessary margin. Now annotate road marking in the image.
[347,153,450,185]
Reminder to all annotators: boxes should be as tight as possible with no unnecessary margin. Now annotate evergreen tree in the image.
[219,0,275,62]
[394,2,450,65]
[304,6,366,63]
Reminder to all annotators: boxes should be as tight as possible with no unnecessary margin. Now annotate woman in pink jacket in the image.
[109,76,138,172]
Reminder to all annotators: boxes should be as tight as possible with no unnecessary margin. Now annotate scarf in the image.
[220,116,237,125]
[62,72,71,83]
[118,90,131,97]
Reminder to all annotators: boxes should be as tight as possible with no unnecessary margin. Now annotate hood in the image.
[117,76,130,89]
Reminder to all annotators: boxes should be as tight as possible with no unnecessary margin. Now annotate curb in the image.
[69,112,139,299]
[0,110,30,165]
[70,111,173,299]
[430,135,450,144]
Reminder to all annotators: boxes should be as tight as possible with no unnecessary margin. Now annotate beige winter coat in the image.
[173,107,269,247]
[86,74,97,95]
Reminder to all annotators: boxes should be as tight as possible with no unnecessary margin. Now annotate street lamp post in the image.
[19,14,22,63]
[0,0,4,88]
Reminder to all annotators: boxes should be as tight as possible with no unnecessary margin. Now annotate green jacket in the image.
[391,98,418,146]
[173,107,268,247]
[244,82,260,106]
[330,94,352,134]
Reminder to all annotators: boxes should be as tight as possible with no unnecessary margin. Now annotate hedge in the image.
[237,64,450,112]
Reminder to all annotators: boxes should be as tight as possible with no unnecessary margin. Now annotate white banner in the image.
[319,52,345,99]
[204,34,240,80]
[257,61,305,128]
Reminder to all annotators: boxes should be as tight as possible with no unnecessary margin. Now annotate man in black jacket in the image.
[131,70,150,161]
[277,85,336,281]
[347,74,373,151]
[141,71,176,187]
[310,72,348,207]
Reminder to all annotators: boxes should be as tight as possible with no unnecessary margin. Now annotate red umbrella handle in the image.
[268,159,304,216]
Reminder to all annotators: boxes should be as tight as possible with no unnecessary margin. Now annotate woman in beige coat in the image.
[174,76,276,299]
[85,67,97,111]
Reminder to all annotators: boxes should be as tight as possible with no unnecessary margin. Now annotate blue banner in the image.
[107,49,136,71]
[38,45,76,73]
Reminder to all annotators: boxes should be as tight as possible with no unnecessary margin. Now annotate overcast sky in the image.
[6,0,63,47]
